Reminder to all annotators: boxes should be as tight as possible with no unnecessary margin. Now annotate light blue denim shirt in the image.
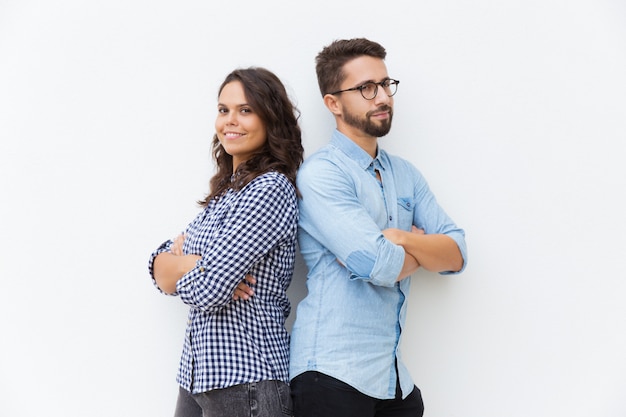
[289,130,467,399]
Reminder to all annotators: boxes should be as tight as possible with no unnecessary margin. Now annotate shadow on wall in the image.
[286,250,308,331]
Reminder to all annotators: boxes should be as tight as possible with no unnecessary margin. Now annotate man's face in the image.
[343,101,393,138]
[336,56,394,138]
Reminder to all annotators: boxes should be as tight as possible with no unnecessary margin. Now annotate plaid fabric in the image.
[149,171,298,394]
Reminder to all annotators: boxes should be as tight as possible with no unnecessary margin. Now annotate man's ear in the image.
[323,94,342,116]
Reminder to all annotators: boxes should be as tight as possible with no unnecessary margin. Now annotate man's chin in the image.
[366,121,392,138]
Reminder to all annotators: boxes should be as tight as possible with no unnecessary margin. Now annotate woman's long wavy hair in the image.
[199,67,304,206]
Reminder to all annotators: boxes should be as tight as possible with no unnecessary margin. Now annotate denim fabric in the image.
[290,130,467,399]
[174,381,293,417]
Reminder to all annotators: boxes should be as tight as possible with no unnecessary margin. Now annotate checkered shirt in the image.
[149,171,298,394]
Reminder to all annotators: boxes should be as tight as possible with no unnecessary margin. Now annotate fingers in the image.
[170,233,185,256]
[411,225,425,235]
[233,287,253,300]
[233,275,256,301]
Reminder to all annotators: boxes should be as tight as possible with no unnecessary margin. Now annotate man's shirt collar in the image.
[330,129,388,172]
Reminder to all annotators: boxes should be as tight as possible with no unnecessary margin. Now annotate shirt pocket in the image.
[396,197,415,229]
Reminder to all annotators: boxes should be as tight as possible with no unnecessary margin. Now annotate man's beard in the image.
[343,105,393,137]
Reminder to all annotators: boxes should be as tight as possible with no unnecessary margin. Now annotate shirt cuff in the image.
[351,240,405,287]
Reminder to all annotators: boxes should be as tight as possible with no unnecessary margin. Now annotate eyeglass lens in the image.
[360,80,398,99]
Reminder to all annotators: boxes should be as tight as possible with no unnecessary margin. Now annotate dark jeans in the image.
[174,380,293,417]
[291,371,424,417]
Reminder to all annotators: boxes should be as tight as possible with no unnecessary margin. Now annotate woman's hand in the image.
[168,233,256,301]
[233,274,256,301]
[171,233,185,256]
[153,233,200,294]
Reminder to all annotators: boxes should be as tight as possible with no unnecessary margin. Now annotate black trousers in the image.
[291,371,424,417]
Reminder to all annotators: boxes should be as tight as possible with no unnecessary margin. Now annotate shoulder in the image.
[299,144,351,179]
[246,171,297,200]
[379,149,421,177]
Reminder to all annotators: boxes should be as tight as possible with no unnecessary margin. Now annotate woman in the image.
[149,67,304,417]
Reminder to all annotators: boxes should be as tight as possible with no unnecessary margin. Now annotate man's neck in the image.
[336,125,378,158]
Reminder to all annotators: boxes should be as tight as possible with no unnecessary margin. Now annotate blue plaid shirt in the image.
[149,171,298,394]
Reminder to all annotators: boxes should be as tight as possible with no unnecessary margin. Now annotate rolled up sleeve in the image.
[410,166,468,275]
[147,239,178,295]
[297,157,405,288]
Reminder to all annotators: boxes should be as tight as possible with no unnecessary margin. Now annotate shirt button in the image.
[389,216,393,221]
[199,267,205,272]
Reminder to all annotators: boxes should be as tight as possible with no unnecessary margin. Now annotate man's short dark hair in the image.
[315,38,387,97]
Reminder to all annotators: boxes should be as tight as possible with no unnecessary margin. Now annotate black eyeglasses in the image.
[328,79,400,100]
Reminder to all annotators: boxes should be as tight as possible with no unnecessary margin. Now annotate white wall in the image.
[1,1,625,416]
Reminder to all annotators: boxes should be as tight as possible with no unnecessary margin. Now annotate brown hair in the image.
[315,38,387,97]
[199,67,304,205]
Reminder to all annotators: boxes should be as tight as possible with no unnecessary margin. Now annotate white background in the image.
[1,1,625,416]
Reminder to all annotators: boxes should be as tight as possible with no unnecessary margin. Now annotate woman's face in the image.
[215,81,267,171]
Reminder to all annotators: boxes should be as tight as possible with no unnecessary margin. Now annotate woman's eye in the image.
[218,107,228,114]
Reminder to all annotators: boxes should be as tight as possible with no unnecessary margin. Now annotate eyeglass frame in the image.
[327,78,400,100]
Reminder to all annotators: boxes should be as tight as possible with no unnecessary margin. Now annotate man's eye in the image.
[360,83,375,93]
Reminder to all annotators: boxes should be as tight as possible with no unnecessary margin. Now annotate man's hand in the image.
[384,225,463,273]
[411,225,425,236]
[382,225,425,246]
[383,226,425,280]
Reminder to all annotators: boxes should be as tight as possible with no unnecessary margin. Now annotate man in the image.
[289,38,468,417]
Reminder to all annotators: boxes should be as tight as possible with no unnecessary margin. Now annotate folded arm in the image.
[383,227,464,273]
[298,160,407,287]
[383,226,423,281]
[153,233,201,294]
[153,235,256,299]
[153,252,202,294]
